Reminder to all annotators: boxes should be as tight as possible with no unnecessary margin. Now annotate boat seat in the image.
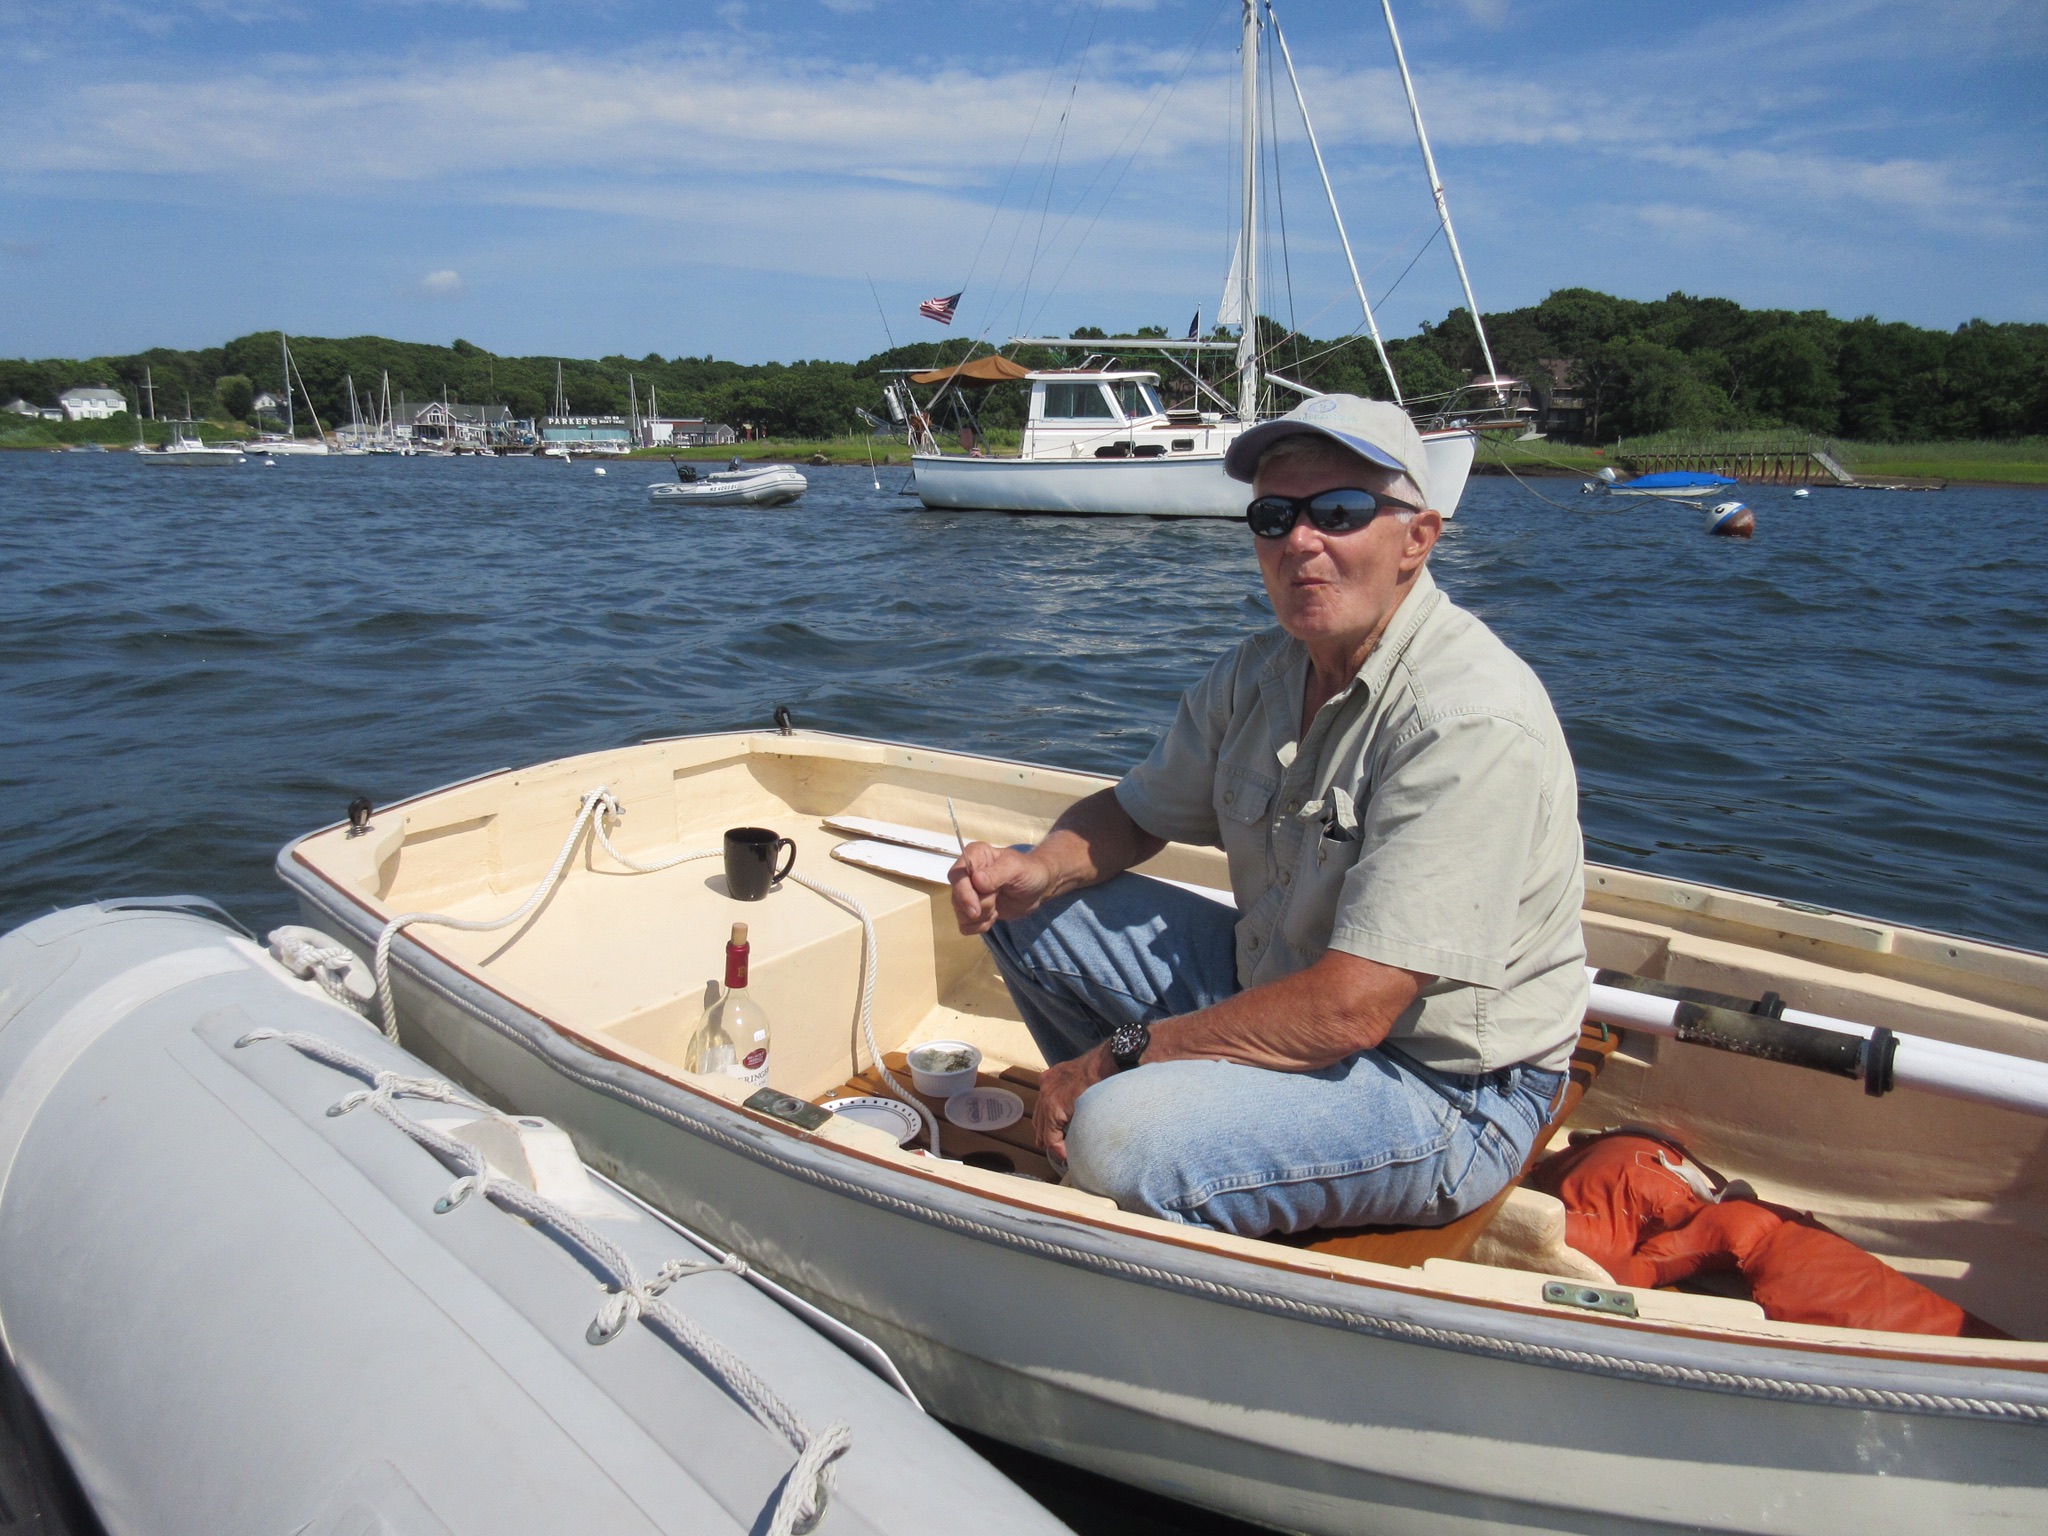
[816,1025,1617,1270]
[1266,1019,1619,1269]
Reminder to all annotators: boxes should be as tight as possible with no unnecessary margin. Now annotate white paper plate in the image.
[821,1095,923,1146]
[945,1085,1025,1132]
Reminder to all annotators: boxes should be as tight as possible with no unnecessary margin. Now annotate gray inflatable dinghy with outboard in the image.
[0,899,1067,1536]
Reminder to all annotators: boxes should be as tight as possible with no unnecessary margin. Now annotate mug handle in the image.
[773,837,797,885]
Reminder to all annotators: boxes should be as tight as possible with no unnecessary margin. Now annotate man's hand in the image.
[946,789,1166,938]
[1033,1042,1116,1165]
[948,842,1054,935]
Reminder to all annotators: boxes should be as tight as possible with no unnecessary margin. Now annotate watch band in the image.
[1108,1019,1150,1073]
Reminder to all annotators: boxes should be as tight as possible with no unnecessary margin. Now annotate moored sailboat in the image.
[248,332,331,455]
[908,0,1523,520]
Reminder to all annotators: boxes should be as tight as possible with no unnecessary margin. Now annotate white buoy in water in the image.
[1793,488,1811,498]
[1707,500,1755,538]
[594,467,607,476]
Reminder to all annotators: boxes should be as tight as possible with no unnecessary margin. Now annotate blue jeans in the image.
[984,873,1564,1238]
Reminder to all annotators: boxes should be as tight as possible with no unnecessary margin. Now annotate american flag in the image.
[919,291,962,325]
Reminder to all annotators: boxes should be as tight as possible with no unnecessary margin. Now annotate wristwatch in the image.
[1107,1019,1151,1073]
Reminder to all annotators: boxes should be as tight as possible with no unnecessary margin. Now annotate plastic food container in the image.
[907,1040,982,1098]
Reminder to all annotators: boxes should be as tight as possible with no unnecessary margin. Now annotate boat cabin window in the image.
[1039,382,1116,420]
[1114,381,1163,420]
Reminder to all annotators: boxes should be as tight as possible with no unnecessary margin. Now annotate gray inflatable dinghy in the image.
[0,900,1068,1536]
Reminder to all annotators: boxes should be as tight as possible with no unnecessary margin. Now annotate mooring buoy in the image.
[1707,501,1755,538]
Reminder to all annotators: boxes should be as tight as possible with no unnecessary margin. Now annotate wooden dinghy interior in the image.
[281,727,2048,1355]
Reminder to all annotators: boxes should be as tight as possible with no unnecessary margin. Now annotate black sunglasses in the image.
[1245,487,1420,539]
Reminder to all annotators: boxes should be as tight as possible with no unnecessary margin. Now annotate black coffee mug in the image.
[724,826,796,901]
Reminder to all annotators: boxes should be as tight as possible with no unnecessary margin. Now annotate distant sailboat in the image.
[249,334,331,456]
[337,374,372,454]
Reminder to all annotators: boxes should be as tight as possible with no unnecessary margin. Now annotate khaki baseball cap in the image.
[1222,394,1434,509]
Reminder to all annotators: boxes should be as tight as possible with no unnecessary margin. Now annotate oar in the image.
[1583,967,2048,1119]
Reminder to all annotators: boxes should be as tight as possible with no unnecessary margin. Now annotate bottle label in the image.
[727,1050,769,1086]
[742,1048,768,1071]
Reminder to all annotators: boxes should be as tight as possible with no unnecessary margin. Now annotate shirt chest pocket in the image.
[1214,766,1276,866]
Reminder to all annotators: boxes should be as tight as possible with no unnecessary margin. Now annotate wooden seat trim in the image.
[813,1025,1618,1271]
[1271,1020,1619,1267]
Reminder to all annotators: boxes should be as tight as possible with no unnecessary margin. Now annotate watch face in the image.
[1110,1022,1148,1066]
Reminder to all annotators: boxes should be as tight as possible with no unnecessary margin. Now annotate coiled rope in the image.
[370,786,941,1155]
[236,1025,852,1536]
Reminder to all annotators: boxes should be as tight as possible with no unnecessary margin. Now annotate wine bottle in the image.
[687,921,771,1087]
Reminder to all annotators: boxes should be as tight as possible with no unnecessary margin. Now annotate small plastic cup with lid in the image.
[906,1040,982,1098]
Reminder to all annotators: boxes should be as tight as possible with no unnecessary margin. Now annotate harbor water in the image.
[2,451,2046,1529]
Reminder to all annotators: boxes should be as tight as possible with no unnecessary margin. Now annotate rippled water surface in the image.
[5,452,2044,951]
[3,451,2046,1531]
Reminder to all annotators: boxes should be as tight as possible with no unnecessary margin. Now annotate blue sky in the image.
[2,0,2042,364]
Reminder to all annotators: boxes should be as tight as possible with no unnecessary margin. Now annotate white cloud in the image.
[0,11,2033,339]
[0,41,1234,188]
[416,268,466,298]
[1442,0,1512,28]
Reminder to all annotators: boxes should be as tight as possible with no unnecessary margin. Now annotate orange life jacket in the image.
[1525,1131,1986,1337]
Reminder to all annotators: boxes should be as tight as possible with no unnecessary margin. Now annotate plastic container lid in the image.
[944,1086,1024,1132]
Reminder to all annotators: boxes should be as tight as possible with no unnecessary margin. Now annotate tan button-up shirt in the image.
[1115,566,1586,1073]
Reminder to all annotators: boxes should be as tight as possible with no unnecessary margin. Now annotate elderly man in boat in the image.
[950,395,1587,1237]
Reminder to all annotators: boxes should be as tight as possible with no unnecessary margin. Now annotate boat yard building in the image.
[543,413,633,452]
[403,400,521,450]
[640,416,737,447]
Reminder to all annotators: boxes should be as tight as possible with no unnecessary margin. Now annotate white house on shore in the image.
[57,387,129,421]
[6,398,65,422]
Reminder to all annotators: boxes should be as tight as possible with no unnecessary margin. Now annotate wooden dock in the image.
[1618,439,1945,491]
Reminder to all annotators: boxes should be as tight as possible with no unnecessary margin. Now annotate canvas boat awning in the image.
[909,356,1033,386]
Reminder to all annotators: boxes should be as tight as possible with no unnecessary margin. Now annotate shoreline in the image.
[8,437,2045,489]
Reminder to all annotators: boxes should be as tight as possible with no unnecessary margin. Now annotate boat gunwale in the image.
[276,737,2048,1391]
[322,727,2048,975]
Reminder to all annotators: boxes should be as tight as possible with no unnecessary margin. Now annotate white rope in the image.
[371,788,618,1042]
[584,803,942,1158]
[268,928,374,1017]
[237,1026,851,1536]
[372,785,941,1154]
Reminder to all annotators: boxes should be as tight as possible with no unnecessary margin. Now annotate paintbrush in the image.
[946,796,967,855]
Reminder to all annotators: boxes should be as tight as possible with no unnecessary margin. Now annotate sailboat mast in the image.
[1267,3,1402,405]
[1379,0,1501,397]
[281,333,295,437]
[1235,0,1261,423]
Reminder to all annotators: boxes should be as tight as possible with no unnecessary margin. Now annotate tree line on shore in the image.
[4,289,2042,445]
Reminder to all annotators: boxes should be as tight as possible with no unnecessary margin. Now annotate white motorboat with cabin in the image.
[0,899,1069,1536]
[910,357,1479,518]
[279,726,2048,1535]
[138,423,245,466]
[650,462,808,508]
[906,0,1525,520]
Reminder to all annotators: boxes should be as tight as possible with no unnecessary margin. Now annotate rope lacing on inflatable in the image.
[235,1025,851,1536]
